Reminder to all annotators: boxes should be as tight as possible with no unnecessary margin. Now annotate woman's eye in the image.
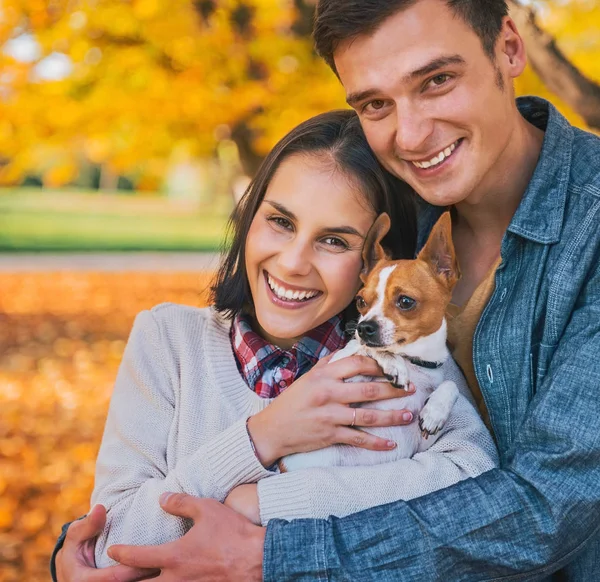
[356,296,367,310]
[396,295,416,311]
[269,216,293,230]
[321,236,348,249]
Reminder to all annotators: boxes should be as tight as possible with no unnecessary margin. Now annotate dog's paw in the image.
[381,362,409,390]
[418,397,446,439]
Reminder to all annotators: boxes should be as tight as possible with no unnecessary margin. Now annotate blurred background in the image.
[0,0,598,580]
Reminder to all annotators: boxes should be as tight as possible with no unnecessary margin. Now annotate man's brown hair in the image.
[314,0,509,75]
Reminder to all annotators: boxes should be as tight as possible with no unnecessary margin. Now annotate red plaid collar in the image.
[231,312,347,398]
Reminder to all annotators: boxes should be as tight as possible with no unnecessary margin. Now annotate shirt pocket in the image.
[530,342,557,392]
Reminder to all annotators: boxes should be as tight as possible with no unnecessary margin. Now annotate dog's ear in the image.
[417,212,460,288]
[361,213,391,283]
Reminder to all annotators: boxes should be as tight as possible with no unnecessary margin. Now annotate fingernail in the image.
[402,411,413,422]
[407,383,416,393]
[160,492,172,505]
[387,441,397,448]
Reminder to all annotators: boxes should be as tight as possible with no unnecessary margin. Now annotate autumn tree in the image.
[0,0,598,187]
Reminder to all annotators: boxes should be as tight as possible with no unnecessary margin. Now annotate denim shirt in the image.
[264,97,600,581]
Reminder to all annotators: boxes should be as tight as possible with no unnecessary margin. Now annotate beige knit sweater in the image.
[92,303,499,568]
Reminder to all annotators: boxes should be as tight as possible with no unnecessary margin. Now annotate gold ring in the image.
[350,408,357,428]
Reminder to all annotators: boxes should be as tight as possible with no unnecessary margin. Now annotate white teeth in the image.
[267,274,318,302]
[412,140,458,169]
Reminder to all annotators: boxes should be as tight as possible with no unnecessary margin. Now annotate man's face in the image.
[334,0,520,207]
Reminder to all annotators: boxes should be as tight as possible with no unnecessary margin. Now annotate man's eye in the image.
[364,99,385,112]
[396,295,416,311]
[429,74,451,87]
[356,296,367,310]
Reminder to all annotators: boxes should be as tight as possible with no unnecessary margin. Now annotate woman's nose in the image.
[277,238,312,276]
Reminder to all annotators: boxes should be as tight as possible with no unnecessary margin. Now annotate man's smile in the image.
[409,139,462,169]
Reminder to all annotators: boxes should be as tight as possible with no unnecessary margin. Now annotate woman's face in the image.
[245,152,377,349]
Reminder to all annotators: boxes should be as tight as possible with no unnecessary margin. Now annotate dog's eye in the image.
[356,296,367,310]
[396,295,416,311]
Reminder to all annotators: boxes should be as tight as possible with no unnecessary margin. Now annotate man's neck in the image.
[450,108,545,306]
[455,111,545,243]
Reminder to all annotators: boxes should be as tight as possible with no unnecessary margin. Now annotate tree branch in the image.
[509,0,600,130]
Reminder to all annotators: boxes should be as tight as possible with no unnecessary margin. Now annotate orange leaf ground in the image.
[0,272,213,582]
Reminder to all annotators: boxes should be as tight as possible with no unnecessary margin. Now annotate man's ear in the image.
[417,212,460,288]
[361,213,391,283]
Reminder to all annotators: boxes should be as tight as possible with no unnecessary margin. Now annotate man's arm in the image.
[52,506,156,582]
[262,285,600,580]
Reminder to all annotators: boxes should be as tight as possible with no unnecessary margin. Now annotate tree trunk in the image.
[230,119,264,177]
[508,0,600,130]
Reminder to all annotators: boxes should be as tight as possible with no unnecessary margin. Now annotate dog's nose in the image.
[357,320,379,342]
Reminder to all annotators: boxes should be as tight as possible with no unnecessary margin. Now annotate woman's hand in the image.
[224,484,261,525]
[247,354,415,467]
[55,505,158,582]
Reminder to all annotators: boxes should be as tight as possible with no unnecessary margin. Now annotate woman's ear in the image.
[361,213,391,283]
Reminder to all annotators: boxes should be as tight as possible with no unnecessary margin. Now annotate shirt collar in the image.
[507,96,572,244]
[231,312,347,391]
[416,96,573,250]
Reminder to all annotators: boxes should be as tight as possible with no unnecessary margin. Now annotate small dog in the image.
[282,211,461,470]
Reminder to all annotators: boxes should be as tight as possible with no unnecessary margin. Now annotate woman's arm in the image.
[91,310,274,568]
[256,360,498,522]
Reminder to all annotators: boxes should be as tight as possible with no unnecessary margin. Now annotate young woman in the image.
[56,110,498,573]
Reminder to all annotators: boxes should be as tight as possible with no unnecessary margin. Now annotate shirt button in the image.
[278,380,287,388]
[500,288,507,302]
[486,365,494,383]
[281,357,290,366]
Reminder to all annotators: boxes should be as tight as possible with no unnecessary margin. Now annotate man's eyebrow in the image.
[346,89,379,108]
[264,200,363,237]
[345,54,466,107]
[404,54,466,82]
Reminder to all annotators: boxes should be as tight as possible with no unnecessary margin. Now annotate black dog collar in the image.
[403,355,444,370]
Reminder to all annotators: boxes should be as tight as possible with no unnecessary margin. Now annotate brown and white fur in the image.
[282,212,461,470]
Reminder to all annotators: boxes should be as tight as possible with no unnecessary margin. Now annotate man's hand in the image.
[224,484,260,524]
[55,504,158,582]
[108,493,265,581]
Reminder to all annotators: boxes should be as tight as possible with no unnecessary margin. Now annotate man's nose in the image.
[394,105,434,154]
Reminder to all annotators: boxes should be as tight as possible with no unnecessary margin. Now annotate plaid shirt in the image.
[231,312,347,398]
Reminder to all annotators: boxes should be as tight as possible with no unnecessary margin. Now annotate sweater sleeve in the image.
[257,358,498,523]
[92,310,273,568]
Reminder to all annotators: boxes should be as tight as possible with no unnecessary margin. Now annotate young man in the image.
[54,0,600,580]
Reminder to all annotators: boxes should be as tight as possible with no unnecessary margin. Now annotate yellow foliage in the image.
[515,0,600,130]
[0,272,213,582]
[0,0,597,184]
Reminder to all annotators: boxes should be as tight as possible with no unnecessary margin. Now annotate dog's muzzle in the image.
[357,319,382,347]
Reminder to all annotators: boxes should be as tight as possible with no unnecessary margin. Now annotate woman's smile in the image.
[264,271,322,308]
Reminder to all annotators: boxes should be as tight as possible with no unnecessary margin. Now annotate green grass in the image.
[0,189,230,252]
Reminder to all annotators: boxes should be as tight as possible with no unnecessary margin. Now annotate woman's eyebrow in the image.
[264,200,297,220]
[322,225,363,237]
[264,200,364,238]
